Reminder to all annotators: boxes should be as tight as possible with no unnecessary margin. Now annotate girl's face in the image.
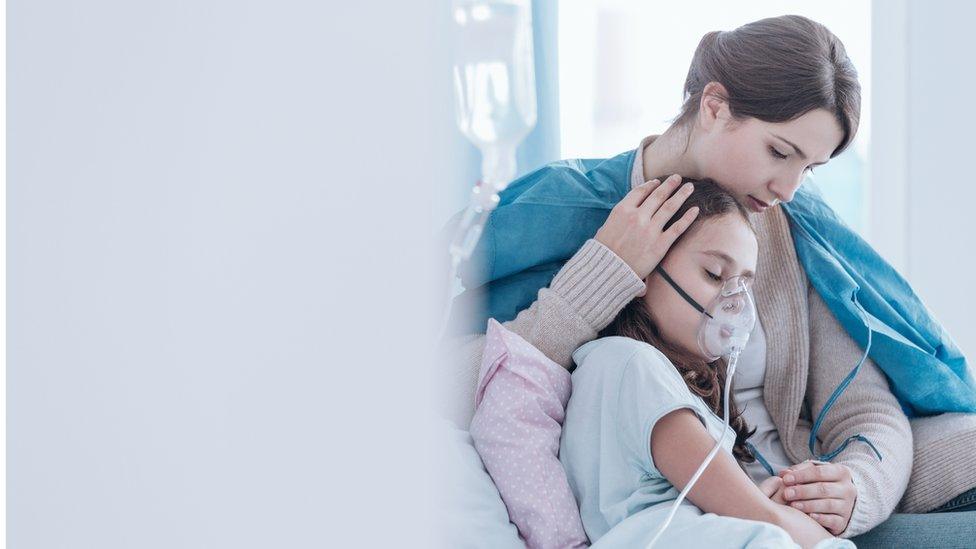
[642,213,758,360]
[692,97,846,212]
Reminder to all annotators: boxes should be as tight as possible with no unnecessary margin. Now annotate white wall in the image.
[8,1,450,547]
[873,0,976,358]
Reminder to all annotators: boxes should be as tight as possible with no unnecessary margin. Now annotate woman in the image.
[440,14,976,547]
[560,181,850,548]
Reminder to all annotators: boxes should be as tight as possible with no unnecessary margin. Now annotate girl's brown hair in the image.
[676,14,861,158]
[600,179,757,462]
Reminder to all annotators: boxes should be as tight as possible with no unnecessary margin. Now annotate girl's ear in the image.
[698,81,733,131]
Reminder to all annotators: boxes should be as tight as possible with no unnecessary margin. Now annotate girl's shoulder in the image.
[574,336,669,366]
[572,336,686,391]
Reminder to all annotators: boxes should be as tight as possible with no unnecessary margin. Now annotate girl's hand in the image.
[759,475,788,505]
[779,461,858,536]
[594,174,699,288]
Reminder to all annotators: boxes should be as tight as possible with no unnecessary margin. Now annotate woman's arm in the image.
[436,239,644,427]
[652,409,834,549]
[792,286,913,537]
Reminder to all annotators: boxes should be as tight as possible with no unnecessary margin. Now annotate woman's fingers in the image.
[789,498,847,515]
[636,173,684,214]
[778,459,817,481]
[619,178,661,209]
[781,461,851,485]
[658,206,700,250]
[809,513,848,536]
[780,462,857,536]
[642,176,697,254]
[782,480,851,501]
[649,182,696,229]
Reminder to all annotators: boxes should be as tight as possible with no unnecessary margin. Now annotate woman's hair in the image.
[675,15,860,158]
[600,179,757,462]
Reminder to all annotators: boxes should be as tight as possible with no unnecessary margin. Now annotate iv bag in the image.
[697,275,757,361]
[452,0,537,188]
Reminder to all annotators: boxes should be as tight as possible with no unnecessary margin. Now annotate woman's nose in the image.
[768,172,805,203]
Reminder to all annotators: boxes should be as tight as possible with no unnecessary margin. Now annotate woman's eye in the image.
[769,146,788,160]
[704,270,722,282]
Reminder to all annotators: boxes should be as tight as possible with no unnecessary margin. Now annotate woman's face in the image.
[642,213,758,360]
[693,105,845,213]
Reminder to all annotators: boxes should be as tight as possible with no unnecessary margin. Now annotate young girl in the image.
[558,181,851,548]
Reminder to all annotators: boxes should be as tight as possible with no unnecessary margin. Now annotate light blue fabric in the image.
[561,336,851,548]
[448,149,976,420]
[782,183,976,417]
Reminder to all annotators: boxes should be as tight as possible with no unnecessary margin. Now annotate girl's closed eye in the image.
[704,269,722,282]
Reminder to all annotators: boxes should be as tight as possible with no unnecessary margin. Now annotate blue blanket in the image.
[450,149,976,418]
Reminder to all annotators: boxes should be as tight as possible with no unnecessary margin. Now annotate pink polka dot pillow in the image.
[469,319,588,549]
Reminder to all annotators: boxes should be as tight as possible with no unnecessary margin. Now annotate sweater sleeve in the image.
[805,284,913,538]
[436,239,645,428]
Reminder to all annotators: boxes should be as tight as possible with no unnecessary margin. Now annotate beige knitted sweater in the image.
[438,138,976,538]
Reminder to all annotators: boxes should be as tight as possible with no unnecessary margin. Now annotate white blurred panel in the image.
[8,1,449,547]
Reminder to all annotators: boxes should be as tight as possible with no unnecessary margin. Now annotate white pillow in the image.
[433,418,526,548]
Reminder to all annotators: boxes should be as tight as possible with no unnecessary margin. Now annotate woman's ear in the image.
[698,81,732,131]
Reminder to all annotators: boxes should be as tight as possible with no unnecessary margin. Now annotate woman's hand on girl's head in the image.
[779,461,857,536]
[594,174,700,288]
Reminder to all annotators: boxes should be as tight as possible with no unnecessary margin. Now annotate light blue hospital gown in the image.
[559,337,854,548]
